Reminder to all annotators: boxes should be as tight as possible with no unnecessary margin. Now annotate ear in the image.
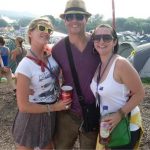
[113,39,117,46]
[28,31,32,38]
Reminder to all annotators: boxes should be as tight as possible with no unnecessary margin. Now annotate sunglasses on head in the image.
[93,34,114,43]
[37,25,53,34]
[65,14,85,21]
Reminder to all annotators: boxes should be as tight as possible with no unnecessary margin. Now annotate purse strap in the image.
[64,36,85,106]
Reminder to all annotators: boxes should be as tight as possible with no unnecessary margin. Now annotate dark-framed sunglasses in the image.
[37,25,53,34]
[65,14,85,21]
[93,34,114,43]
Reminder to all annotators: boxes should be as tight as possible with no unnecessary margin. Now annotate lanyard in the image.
[96,54,114,106]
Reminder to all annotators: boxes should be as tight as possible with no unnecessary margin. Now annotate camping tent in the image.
[118,42,137,58]
[50,31,67,44]
[133,43,150,77]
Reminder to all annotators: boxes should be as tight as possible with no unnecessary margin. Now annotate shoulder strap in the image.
[65,37,85,105]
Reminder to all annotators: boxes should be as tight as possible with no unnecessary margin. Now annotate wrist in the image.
[118,108,126,118]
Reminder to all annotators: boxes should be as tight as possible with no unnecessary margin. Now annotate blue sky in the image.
[0,0,150,19]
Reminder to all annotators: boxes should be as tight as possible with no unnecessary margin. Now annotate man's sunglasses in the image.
[37,25,53,34]
[65,14,85,21]
[93,34,114,43]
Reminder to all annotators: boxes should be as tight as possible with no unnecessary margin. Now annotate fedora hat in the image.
[60,0,91,19]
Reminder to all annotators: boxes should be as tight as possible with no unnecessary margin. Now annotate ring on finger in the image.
[65,105,69,109]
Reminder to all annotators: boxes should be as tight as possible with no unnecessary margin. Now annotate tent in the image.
[118,42,137,58]
[50,31,67,44]
[133,43,150,77]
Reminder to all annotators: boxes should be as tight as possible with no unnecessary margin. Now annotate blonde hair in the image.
[27,17,54,44]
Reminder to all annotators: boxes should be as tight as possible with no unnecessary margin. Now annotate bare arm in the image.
[118,58,145,115]
[16,73,71,113]
[102,57,145,130]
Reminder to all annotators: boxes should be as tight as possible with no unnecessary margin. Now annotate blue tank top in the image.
[0,46,9,66]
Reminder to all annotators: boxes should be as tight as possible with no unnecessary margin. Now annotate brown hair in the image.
[0,36,5,45]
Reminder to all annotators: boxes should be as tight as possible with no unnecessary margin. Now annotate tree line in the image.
[1,14,150,34]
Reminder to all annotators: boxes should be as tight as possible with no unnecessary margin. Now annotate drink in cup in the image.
[61,85,73,101]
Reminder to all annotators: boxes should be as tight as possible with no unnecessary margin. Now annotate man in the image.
[52,0,100,149]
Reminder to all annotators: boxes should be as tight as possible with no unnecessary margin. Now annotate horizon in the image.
[0,0,150,20]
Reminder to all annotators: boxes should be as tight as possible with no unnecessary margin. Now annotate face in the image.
[29,22,53,47]
[64,14,87,35]
[93,27,117,56]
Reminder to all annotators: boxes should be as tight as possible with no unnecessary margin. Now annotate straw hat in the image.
[60,0,91,19]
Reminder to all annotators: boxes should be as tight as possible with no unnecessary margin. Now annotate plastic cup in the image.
[60,85,73,101]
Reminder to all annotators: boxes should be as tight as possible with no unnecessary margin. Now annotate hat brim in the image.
[60,11,91,19]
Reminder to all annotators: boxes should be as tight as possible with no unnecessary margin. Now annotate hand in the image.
[1,67,10,73]
[102,112,122,132]
[53,99,72,111]
[43,44,52,55]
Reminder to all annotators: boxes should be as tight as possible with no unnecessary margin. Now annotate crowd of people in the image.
[0,0,145,149]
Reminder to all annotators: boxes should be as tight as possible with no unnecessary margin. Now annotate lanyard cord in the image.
[28,49,59,83]
[96,54,114,105]
[29,49,53,75]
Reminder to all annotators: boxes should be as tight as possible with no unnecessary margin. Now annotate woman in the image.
[12,17,72,150]
[0,36,10,66]
[0,55,16,91]
[11,36,27,66]
[90,24,145,149]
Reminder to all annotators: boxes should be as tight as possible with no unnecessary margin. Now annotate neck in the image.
[101,53,114,68]
[30,49,46,60]
[69,33,90,52]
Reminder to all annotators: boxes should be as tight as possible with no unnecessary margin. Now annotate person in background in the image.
[90,24,145,149]
[12,17,72,150]
[0,36,16,92]
[11,36,27,66]
[0,36,10,66]
[52,0,100,149]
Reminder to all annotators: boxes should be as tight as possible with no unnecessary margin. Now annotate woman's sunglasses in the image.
[65,14,85,21]
[37,25,53,34]
[93,34,114,43]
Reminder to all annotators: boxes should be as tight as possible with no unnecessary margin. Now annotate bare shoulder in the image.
[115,56,132,69]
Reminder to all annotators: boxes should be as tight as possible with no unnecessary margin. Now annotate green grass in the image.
[141,77,150,84]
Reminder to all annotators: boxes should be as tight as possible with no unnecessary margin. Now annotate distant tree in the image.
[18,17,33,27]
[141,22,150,34]
[87,14,103,31]
[115,18,126,31]
[123,17,138,32]
[55,19,67,33]
[0,19,8,27]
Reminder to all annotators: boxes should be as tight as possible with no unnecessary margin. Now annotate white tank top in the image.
[90,58,140,131]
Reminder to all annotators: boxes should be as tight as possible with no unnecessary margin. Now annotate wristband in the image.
[118,108,126,118]
[47,104,51,116]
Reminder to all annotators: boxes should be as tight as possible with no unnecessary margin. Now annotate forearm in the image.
[120,90,145,115]
[18,102,57,114]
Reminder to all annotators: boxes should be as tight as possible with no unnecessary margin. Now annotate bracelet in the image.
[118,108,126,118]
[47,104,51,116]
